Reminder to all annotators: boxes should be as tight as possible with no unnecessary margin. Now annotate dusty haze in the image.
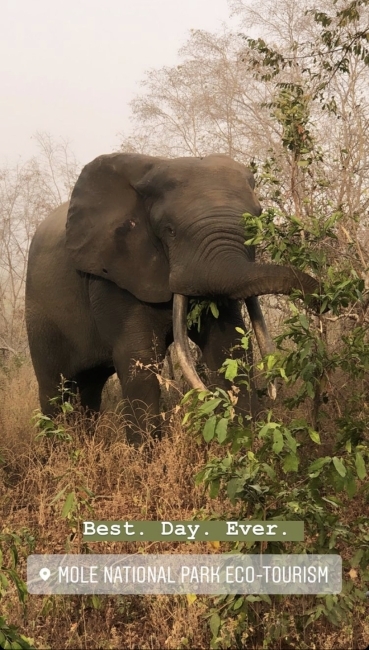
[1,0,233,165]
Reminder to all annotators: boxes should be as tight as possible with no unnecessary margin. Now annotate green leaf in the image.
[305,381,315,398]
[216,418,228,443]
[209,480,220,499]
[182,412,191,425]
[345,473,357,498]
[6,569,27,605]
[194,468,206,485]
[325,594,334,611]
[198,398,222,415]
[259,594,272,604]
[50,485,68,504]
[350,549,363,567]
[282,453,299,473]
[203,416,217,443]
[272,430,284,453]
[308,456,331,474]
[91,594,101,610]
[224,359,239,381]
[181,389,200,405]
[227,478,241,502]
[332,457,346,477]
[309,429,321,444]
[209,613,221,638]
[233,596,244,610]
[261,463,276,479]
[61,491,76,518]
[198,390,210,400]
[0,573,9,590]
[259,422,278,438]
[62,401,74,413]
[209,302,219,319]
[241,336,250,350]
[283,429,297,453]
[10,546,18,569]
[355,452,366,480]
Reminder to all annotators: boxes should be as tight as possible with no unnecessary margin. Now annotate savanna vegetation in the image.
[1,1,369,648]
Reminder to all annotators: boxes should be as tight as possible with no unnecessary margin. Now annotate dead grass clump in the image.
[0,361,38,458]
[1,363,368,649]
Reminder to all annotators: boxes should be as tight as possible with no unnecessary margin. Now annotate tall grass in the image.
[0,361,368,649]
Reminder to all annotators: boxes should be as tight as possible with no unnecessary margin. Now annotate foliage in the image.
[183,311,369,646]
[187,299,221,332]
[245,1,369,91]
[32,377,80,442]
[180,7,369,645]
[1,0,368,647]
[32,385,96,544]
[0,531,36,649]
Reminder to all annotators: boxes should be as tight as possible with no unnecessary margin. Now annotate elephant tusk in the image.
[173,294,207,392]
[245,296,274,358]
[245,296,277,400]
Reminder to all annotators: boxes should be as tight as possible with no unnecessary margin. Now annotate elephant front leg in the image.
[121,364,163,445]
[89,279,172,444]
[113,338,167,446]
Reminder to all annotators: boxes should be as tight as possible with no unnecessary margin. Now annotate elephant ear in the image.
[66,153,172,303]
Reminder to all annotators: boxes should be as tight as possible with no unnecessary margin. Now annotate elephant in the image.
[25,152,319,441]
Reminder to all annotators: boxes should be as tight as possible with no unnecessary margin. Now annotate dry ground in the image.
[0,361,368,649]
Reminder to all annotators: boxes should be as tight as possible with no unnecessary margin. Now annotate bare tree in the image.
[120,28,279,163]
[119,0,369,345]
[0,134,79,354]
[121,0,368,228]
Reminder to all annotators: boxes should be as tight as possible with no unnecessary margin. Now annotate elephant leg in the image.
[37,367,111,420]
[189,300,258,418]
[120,363,163,443]
[73,366,115,414]
[29,321,112,418]
[88,279,172,443]
[37,376,67,417]
[29,320,75,417]
[113,347,166,445]
[111,311,172,445]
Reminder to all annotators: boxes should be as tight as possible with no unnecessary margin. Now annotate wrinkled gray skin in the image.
[26,153,318,441]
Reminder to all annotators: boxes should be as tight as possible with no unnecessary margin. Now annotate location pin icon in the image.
[39,567,51,581]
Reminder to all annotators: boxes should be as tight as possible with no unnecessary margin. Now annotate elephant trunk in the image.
[173,294,206,391]
[227,263,319,300]
[170,258,319,303]
[172,263,320,393]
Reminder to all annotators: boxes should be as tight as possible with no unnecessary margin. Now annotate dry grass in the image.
[0,361,368,649]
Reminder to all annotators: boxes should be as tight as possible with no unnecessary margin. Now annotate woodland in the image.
[1,1,369,648]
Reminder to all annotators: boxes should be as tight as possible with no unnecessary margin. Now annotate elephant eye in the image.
[166,225,176,237]
[115,220,137,239]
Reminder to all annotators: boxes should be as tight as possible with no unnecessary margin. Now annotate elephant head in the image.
[66,153,319,390]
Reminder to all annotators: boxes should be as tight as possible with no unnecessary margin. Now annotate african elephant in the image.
[25,153,318,440]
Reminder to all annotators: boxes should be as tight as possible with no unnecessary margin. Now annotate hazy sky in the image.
[1,0,235,166]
